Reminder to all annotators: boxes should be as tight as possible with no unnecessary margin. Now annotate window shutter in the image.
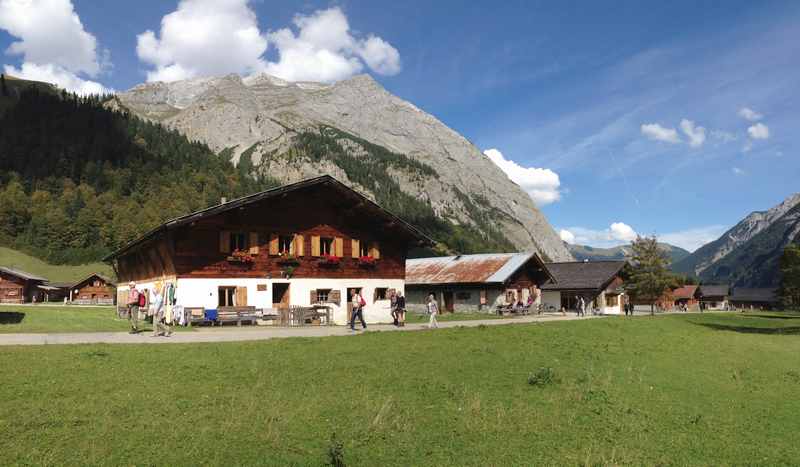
[310,289,317,304]
[370,242,381,259]
[269,234,279,255]
[294,234,305,256]
[220,231,231,253]
[335,237,343,257]
[249,232,259,254]
[311,236,321,257]
[373,288,378,301]
[351,239,360,258]
[235,287,248,306]
[330,290,341,306]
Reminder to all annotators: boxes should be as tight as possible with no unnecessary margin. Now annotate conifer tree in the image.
[626,235,673,315]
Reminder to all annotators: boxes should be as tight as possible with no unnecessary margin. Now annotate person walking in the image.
[427,293,439,329]
[390,290,399,326]
[577,296,586,317]
[127,282,140,334]
[150,286,171,337]
[349,289,367,331]
[396,291,406,327]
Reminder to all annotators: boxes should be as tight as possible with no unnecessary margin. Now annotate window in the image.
[359,242,370,257]
[279,235,293,254]
[375,288,388,301]
[230,232,246,251]
[320,237,334,256]
[607,295,619,306]
[316,289,331,303]
[219,286,236,307]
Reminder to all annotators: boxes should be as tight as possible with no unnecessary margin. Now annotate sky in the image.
[1,0,799,252]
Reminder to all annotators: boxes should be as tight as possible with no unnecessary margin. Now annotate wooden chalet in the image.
[672,285,699,309]
[404,253,554,313]
[0,267,47,303]
[541,261,627,314]
[69,274,116,305]
[103,176,432,325]
[698,285,730,310]
[729,287,779,310]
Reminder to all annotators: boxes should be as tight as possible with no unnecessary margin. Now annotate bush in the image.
[326,432,345,467]
[527,367,556,387]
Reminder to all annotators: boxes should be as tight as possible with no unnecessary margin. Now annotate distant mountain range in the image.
[672,193,800,286]
[568,243,690,264]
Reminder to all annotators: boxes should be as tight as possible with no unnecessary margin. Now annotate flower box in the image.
[277,254,300,265]
[227,250,254,264]
[319,254,341,266]
[358,256,377,267]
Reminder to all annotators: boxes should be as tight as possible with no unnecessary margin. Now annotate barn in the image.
[0,267,46,303]
[103,176,432,325]
[541,261,627,314]
[404,253,553,313]
[69,274,117,305]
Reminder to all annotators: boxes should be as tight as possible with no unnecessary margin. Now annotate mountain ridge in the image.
[568,242,690,264]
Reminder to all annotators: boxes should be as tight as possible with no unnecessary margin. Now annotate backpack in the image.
[138,292,146,307]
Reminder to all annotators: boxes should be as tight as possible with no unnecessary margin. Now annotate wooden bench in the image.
[217,306,259,326]
[187,307,208,326]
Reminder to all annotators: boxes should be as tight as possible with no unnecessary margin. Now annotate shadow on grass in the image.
[694,322,800,335]
[741,313,800,320]
[0,312,25,324]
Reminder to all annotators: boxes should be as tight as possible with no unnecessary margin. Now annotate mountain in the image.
[109,73,573,261]
[672,193,800,286]
[568,243,690,264]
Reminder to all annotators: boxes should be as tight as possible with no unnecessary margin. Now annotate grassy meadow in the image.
[1,312,799,465]
[0,246,115,283]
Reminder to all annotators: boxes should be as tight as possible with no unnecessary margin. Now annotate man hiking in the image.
[127,282,140,334]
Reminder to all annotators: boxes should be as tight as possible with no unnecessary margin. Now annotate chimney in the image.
[220,197,227,204]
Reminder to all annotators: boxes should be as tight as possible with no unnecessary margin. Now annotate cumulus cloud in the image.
[738,107,763,121]
[559,229,575,244]
[137,3,401,83]
[0,0,111,94]
[264,7,400,82]
[641,123,681,144]
[483,149,561,206]
[747,122,770,140]
[610,222,637,241]
[559,222,639,248]
[679,119,706,148]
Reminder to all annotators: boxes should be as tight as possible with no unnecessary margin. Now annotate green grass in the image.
[0,246,115,283]
[1,312,799,465]
[0,305,190,334]
[404,311,508,323]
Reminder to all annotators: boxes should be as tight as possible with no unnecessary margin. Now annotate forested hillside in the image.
[0,86,276,264]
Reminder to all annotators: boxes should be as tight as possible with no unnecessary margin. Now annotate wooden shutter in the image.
[269,234,279,255]
[220,231,231,253]
[311,236,321,257]
[334,237,343,257]
[351,239,360,258]
[330,289,341,306]
[235,286,248,306]
[294,234,305,256]
[370,242,380,259]
[373,288,379,301]
[310,289,317,304]
[249,232,259,254]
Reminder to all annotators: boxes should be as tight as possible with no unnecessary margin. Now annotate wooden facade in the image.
[0,268,46,303]
[70,274,116,305]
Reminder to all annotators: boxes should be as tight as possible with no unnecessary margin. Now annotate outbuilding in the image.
[104,176,432,325]
[672,285,699,309]
[404,252,553,313]
[541,261,627,314]
[0,267,46,303]
[729,287,779,310]
[70,274,117,305]
[698,285,730,310]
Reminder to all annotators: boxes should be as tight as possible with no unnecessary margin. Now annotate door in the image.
[272,283,290,309]
[443,291,454,312]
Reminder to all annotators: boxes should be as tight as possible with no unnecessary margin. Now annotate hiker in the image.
[127,282,140,334]
[427,293,439,329]
[395,291,406,327]
[150,286,171,337]
[349,289,367,331]
[390,290,399,326]
[577,296,586,317]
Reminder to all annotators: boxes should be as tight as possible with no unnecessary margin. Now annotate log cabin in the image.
[540,261,627,314]
[69,274,116,305]
[697,285,730,310]
[103,176,432,325]
[404,253,554,313]
[0,267,47,303]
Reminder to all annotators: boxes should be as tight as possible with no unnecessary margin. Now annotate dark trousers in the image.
[350,307,366,329]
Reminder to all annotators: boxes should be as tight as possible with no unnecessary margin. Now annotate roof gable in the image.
[72,273,116,289]
[0,266,47,282]
[541,261,626,291]
[672,285,699,299]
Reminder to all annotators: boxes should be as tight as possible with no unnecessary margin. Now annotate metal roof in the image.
[541,261,626,291]
[698,285,730,298]
[0,266,47,282]
[672,285,699,299]
[405,253,550,285]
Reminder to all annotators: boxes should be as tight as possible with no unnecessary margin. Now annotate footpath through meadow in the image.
[0,313,599,346]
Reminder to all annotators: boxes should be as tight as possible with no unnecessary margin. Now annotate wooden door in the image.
[272,283,290,309]
[443,291,454,312]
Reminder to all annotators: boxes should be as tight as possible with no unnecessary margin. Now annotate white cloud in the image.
[559,229,575,244]
[641,123,681,144]
[264,7,400,82]
[136,0,268,82]
[610,222,638,241]
[559,222,639,248]
[564,223,726,252]
[732,167,745,176]
[0,0,111,95]
[747,122,770,139]
[738,107,763,122]
[137,3,401,83]
[710,129,737,143]
[659,225,728,252]
[679,119,706,148]
[483,148,561,206]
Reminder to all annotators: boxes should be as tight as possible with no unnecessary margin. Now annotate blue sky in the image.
[2,0,798,251]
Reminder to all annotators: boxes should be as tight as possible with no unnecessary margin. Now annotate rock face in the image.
[673,192,800,286]
[112,73,573,261]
